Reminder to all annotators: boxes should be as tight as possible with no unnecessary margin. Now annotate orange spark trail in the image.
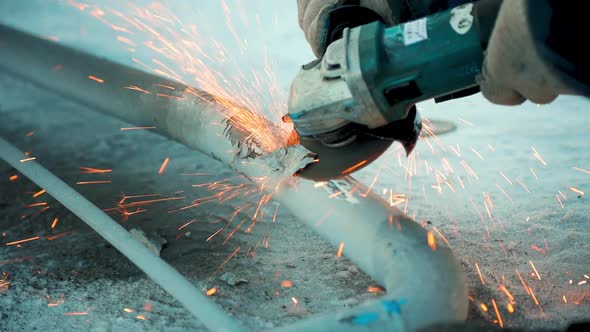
[19,157,36,163]
[431,227,450,246]
[214,246,240,274]
[5,236,40,246]
[499,285,515,302]
[76,180,112,185]
[88,75,104,83]
[51,217,59,229]
[531,146,547,166]
[123,85,152,94]
[475,263,485,285]
[9,175,19,181]
[32,189,46,198]
[515,270,531,295]
[80,167,112,174]
[427,231,437,251]
[573,167,590,175]
[499,171,513,185]
[178,218,197,231]
[206,287,218,296]
[158,157,170,174]
[491,299,503,328]
[569,186,584,196]
[64,312,88,316]
[515,179,531,193]
[337,242,344,257]
[529,261,541,280]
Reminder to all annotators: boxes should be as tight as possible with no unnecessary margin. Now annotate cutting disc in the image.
[295,134,393,181]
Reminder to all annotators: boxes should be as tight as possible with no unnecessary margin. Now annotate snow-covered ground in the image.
[1,1,589,331]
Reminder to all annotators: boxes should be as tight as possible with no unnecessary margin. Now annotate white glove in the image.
[478,0,575,105]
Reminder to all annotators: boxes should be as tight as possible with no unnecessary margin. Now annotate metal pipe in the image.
[0,136,245,332]
[0,24,467,331]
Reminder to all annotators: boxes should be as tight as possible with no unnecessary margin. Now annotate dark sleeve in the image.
[527,0,590,95]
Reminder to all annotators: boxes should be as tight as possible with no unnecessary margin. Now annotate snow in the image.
[1,0,589,330]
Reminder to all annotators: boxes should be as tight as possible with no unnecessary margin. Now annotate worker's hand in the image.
[297,0,398,56]
[478,0,573,105]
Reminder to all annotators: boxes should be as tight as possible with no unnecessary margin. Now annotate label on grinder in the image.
[403,18,428,46]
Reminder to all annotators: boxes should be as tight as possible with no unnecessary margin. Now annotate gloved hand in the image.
[297,0,399,56]
[478,0,574,105]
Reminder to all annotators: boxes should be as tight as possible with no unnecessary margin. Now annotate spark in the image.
[19,157,36,163]
[507,303,514,313]
[158,157,170,174]
[569,186,584,196]
[5,236,40,246]
[475,263,485,285]
[206,227,224,242]
[458,117,473,126]
[51,217,59,229]
[120,196,185,208]
[32,189,46,198]
[499,285,515,302]
[515,179,531,193]
[123,308,135,313]
[531,146,547,166]
[529,261,541,280]
[427,231,437,251]
[24,202,47,208]
[480,303,488,312]
[123,85,152,94]
[136,315,146,320]
[531,245,546,255]
[431,226,450,246]
[272,205,279,223]
[499,171,513,185]
[281,280,293,288]
[88,75,104,83]
[515,270,531,295]
[367,285,385,293]
[206,287,218,296]
[116,35,136,46]
[120,126,156,130]
[178,218,197,231]
[495,184,513,203]
[80,167,112,174]
[460,160,479,180]
[336,242,344,257]
[573,167,590,175]
[46,231,73,241]
[471,148,484,160]
[341,160,368,175]
[556,194,564,208]
[528,286,540,306]
[291,297,298,304]
[64,312,88,316]
[76,180,112,185]
[25,131,35,136]
[563,295,567,304]
[491,299,503,328]
[9,175,19,181]
[214,246,240,274]
[530,168,538,179]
